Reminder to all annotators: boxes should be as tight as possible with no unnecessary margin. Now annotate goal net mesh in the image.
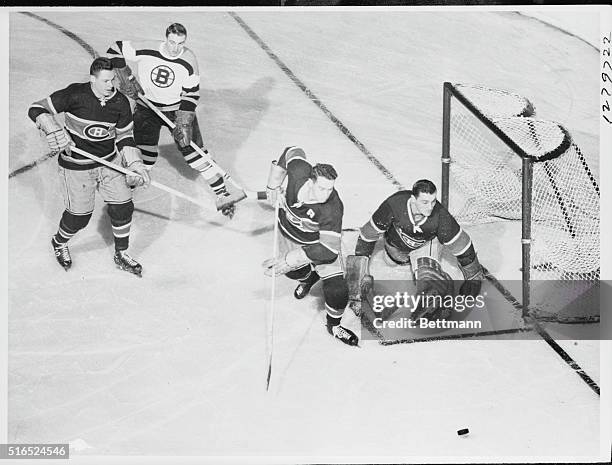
[446,83,600,322]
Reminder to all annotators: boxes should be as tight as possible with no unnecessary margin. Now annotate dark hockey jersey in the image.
[277,147,344,265]
[28,82,135,171]
[357,190,472,258]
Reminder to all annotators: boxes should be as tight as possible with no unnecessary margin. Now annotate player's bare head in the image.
[165,23,187,57]
[412,179,436,197]
[309,163,337,203]
[411,179,437,217]
[90,57,113,76]
[311,163,338,182]
[89,57,115,98]
[166,23,187,38]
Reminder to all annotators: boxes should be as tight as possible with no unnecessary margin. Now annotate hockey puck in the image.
[457,428,469,436]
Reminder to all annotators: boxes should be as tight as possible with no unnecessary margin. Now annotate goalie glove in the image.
[114,65,143,100]
[262,247,310,277]
[172,110,195,148]
[266,160,287,207]
[36,113,73,154]
[458,255,484,298]
[121,146,150,188]
[413,256,454,320]
[345,255,373,316]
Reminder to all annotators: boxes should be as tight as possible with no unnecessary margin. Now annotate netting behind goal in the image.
[442,83,600,323]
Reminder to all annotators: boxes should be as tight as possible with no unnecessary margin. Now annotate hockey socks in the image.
[53,210,92,246]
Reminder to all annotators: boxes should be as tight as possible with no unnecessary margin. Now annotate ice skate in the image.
[327,323,359,346]
[114,250,142,277]
[51,237,72,271]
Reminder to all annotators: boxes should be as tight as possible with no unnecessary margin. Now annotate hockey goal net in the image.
[441,82,600,323]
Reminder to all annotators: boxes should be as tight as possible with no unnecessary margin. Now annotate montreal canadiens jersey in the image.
[359,190,468,253]
[107,40,200,112]
[28,83,135,171]
[277,147,344,265]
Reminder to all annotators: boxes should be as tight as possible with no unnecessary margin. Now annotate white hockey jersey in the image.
[107,40,200,112]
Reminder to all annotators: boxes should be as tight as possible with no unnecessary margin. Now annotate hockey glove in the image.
[263,247,310,277]
[216,192,236,219]
[458,255,484,298]
[172,110,195,148]
[121,146,151,188]
[36,113,73,154]
[266,160,287,207]
[413,256,454,320]
[114,65,143,100]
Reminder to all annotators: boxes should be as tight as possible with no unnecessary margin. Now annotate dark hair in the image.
[90,57,113,76]
[412,179,437,197]
[166,23,187,37]
[311,163,338,181]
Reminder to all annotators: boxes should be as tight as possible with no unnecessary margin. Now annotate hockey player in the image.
[106,23,239,217]
[263,147,358,346]
[28,57,150,276]
[347,179,484,319]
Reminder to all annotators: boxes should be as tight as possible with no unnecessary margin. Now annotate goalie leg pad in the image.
[346,255,373,316]
[458,254,485,297]
[346,255,371,300]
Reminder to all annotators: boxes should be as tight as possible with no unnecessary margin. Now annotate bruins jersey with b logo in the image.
[107,40,200,112]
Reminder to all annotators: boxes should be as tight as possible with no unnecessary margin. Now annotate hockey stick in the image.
[136,93,266,202]
[69,146,212,209]
[265,196,280,391]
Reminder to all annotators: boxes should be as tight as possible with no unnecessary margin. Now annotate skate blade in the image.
[115,264,143,277]
[54,259,72,271]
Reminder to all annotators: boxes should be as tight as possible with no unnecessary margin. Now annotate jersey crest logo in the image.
[84,124,112,141]
[396,225,426,249]
[306,209,315,219]
[150,65,176,88]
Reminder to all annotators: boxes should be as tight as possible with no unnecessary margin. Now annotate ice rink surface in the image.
[7,7,607,461]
